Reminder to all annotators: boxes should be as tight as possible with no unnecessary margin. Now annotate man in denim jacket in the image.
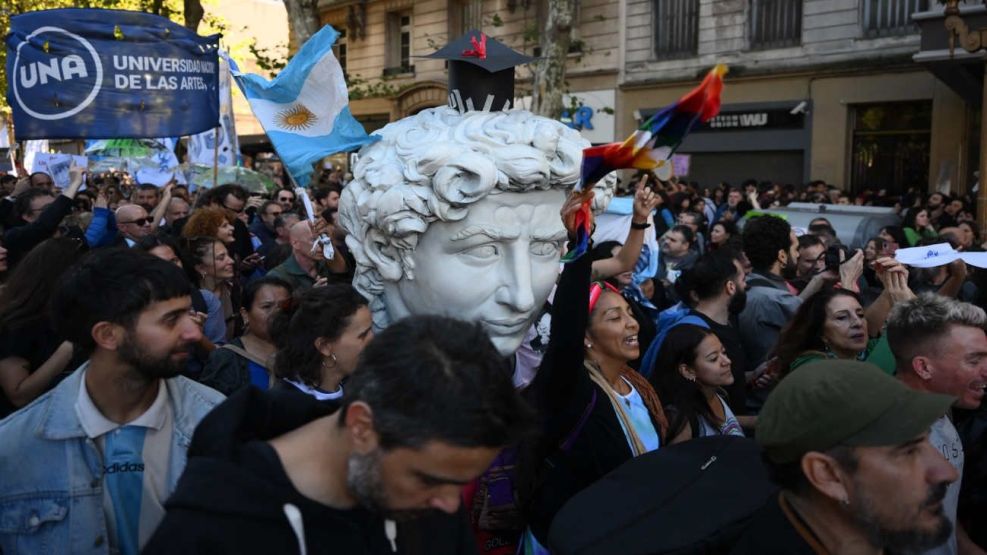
[0,248,224,554]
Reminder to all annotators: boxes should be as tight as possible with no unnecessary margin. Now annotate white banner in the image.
[188,54,239,167]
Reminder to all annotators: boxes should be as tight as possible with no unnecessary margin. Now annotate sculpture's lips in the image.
[482,318,530,335]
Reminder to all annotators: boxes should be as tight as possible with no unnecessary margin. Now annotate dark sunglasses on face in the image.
[223,203,245,214]
[121,217,153,226]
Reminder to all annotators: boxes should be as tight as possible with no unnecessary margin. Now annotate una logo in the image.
[11,26,103,121]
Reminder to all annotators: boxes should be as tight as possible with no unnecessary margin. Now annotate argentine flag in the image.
[228,26,377,187]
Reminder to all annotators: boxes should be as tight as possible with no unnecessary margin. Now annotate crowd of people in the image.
[0,163,985,555]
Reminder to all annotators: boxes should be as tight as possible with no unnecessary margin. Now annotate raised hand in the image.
[632,175,661,221]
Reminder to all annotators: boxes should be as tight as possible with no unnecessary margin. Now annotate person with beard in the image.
[143,316,534,555]
[887,295,987,555]
[0,248,224,555]
[737,215,836,372]
[673,249,753,426]
[731,360,958,555]
[131,184,162,216]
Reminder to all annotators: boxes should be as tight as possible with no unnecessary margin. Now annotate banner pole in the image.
[212,127,220,188]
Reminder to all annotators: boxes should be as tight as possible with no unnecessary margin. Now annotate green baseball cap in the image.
[757,360,955,464]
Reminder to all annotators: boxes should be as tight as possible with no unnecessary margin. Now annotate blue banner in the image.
[5,9,220,140]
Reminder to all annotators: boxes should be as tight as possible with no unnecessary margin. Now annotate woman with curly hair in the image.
[181,206,235,246]
[269,283,373,403]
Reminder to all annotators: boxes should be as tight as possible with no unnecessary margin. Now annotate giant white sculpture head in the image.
[339,106,615,355]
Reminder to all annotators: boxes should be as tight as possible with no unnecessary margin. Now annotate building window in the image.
[385,11,414,76]
[850,101,931,195]
[448,0,482,38]
[334,29,347,77]
[653,0,699,60]
[861,0,926,37]
[749,0,802,50]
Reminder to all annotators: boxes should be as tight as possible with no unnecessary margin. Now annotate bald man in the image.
[164,198,190,231]
[115,204,153,246]
[266,220,347,290]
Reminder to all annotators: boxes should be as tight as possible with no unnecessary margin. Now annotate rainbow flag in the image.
[562,64,727,263]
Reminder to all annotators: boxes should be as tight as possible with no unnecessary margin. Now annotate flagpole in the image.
[212,127,220,188]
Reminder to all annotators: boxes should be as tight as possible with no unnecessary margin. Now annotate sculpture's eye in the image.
[462,244,499,260]
[531,241,560,257]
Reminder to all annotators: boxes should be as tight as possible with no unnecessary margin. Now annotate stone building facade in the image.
[317,0,621,144]
[619,0,970,194]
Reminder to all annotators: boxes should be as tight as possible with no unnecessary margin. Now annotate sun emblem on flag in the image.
[276,104,318,131]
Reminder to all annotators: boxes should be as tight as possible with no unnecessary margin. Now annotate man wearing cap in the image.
[887,294,987,555]
[731,360,958,554]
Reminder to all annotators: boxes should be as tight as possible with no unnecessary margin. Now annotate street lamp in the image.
[942,0,987,232]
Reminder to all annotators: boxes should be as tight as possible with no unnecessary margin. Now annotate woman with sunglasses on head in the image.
[0,238,88,418]
[521,190,669,550]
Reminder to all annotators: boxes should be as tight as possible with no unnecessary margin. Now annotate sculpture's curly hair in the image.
[339,106,616,331]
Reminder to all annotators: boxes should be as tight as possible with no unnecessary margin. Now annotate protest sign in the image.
[672,154,690,177]
[895,243,987,270]
[6,9,220,140]
[31,152,87,188]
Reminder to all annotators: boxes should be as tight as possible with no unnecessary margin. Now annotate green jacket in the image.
[790,335,895,375]
[266,254,317,292]
[904,226,937,247]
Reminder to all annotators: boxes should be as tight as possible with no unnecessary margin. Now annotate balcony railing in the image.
[749,0,802,50]
[861,0,926,37]
[653,0,699,60]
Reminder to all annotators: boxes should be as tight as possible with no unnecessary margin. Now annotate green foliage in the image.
[248,40,289,78]
[522,21,540,43]
[490,13,504,27]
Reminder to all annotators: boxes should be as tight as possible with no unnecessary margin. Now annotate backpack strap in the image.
[220,343,270,369]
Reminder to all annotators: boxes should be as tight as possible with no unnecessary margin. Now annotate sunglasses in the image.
[588,281,620,313]
[223,203,245,214]
[121,217,153,226]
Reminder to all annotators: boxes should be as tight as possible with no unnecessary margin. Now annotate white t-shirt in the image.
[75,374,173,553]
[922,414,963,555]
[615,377,661,453]
[284,378,344,401]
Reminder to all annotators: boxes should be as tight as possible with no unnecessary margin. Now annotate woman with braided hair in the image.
[522,190,669,549]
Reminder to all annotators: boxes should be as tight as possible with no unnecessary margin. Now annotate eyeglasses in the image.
[223,203,245,214]
[120,217,153,226]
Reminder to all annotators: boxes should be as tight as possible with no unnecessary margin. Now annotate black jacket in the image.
[2,194,73,267]
[728,495,816,554]
[144,387,477,555]
[525,253,665,543]
[199,338,252,395]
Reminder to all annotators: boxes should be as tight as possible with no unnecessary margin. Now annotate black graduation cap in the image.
[426,30,534,113]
